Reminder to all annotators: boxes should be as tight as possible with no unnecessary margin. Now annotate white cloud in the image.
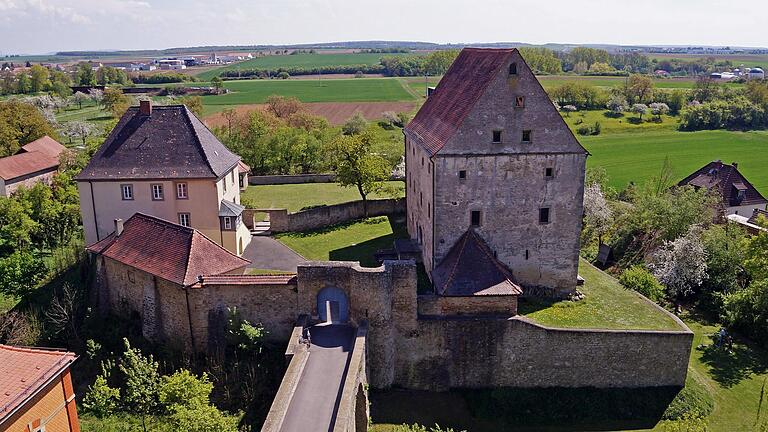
[1,0,766,53]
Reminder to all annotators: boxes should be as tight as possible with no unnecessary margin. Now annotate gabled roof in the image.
[237,160,251,173]
[87,213,249,286]
[76,105,240,181]
[219,199,245,217]
[678,161,767,208]
[0,151,59,181]
[405,48,513,156]
[19,136,66,159]
[0,345,76,425]
[432,229,523,297]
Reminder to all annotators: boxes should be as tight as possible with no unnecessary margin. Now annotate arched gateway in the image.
[317,286,349,324]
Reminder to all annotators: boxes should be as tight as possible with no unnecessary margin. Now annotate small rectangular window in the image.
[151,184,164,201]
[121,184,133,200]
[515,96,525,107]
[459,170,467,179]
[176,182,188,199]
[428,163,431,174]
[539,207,550,224]
[522,130,532,143]
[492,130,502,144]
[545,167,554,178]
[471,210,481,227]
[428,203,431,219]
[223,177,227,192]
[178,213,191,227]
[421,157,424,166]
[223,216,232,230]
[509,63,518,75]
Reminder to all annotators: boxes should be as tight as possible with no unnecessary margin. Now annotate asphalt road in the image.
[242,236,305,272]
[279,324,355,432]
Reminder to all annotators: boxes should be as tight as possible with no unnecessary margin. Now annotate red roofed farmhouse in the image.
[76,100,251,256]
[0,136,66,197]
[678,160,767,216]
[404,48,587,298]
[0,345,79,432]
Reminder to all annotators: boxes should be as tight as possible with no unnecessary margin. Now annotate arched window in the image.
[509,62,518,75]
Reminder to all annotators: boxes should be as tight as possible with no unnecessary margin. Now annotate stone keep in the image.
[404,48,588,297]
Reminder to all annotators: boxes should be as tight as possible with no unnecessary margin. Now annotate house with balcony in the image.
[76,100,252,256]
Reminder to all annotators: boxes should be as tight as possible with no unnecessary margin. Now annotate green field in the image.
[580,128,768,193]
[196,52,403,80]
[241,181,404,212]
[200,78,416,115]
[538,75,745,91]
[649,53,768,70]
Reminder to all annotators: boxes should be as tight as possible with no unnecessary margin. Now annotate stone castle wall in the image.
[96,256,691,390]
[247,198,405,233]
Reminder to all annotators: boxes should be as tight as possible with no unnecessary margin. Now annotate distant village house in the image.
[678,160,767,216]
[0,136,66,197]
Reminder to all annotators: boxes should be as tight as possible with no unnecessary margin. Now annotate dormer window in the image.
[509,62,518,75]
[492,130,502,144]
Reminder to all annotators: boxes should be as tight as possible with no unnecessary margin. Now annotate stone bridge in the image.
[262,317,369,432]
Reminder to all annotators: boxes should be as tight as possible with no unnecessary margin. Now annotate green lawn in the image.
[241,181,404,212]
[275,216,407,267]
[196,52,405,81]
[200,78,416,115]
[648,53,768,71]
[520,260,682,331]
[55,100,115,129]
[537,75,744,91]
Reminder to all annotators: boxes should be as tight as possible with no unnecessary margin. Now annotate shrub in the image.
[619,265,665,302]
[591,121,602,135]
[576,125,592,136]
[169,403,240,432]
[159,370,213,411]
[342,111,368,135]
[83,375,121,418]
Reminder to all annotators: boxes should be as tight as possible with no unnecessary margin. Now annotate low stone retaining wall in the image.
[248,198,405,233]
[333,323,369,432]
[249,174,336,185]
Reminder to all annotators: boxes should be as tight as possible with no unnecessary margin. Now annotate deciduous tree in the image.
[325,132,391,212]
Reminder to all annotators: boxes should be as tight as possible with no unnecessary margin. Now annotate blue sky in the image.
[1,0,765,54]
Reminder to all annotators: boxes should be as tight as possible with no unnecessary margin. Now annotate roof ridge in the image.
[0,344,74,356]
[469,229,514,279]
[181,106,219,177]
[440,230,471,293]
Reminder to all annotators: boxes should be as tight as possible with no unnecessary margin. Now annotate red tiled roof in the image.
[678,161,767,208]
[405,48,514,157]
[87,213,249,286]
[19,136,66,159]
[432,229,523,297]
[0,345,76,424]
[198,274,297,286]
[0,151,59,181]
[237,160,251,173]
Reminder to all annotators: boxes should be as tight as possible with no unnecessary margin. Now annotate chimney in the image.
[114,218,124,237]
[139,99,152,116]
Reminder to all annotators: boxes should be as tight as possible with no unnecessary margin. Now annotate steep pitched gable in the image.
[87,213,249,285]
[678,161,767,207]
[19,135,66,159]
[405,48,586,157]
[76,105,240,181]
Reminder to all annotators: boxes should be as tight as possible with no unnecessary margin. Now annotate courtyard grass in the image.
[241,181,404,212]
[275,216,408,267]
[520,260,683,331]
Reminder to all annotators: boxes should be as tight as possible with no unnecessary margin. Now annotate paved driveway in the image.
[280,325,355,432]
[242,236,305,272]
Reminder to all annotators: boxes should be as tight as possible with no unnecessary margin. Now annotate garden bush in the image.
[619,265,665,302]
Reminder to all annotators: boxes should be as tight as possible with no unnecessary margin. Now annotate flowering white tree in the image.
[606,95,627,114]
[89,88,104,107]
[651,225,708,308]
[70,91,89,109]
[62,121,99,146]
[562,105,577,117]
[649,102,670,121]
[631,103,649,121]
[583,182,613,244]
